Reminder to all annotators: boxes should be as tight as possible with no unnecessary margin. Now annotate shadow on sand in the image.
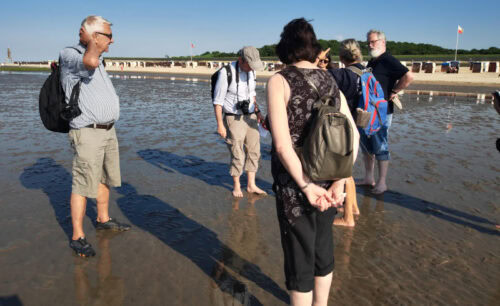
[19,158,97,239]
[359,187,499,236]
[18,157,288,304]
[137,149,273,194]
[115,182,288,305]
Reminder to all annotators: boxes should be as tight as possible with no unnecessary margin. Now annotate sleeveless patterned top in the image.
[271,66,341,225]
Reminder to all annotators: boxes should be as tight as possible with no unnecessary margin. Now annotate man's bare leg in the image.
[246,171,267,195]
[232,175,243,197]
[96,183,110,223]
[71,193,87,240]
[372,160,389,194]
[357,152,376,186]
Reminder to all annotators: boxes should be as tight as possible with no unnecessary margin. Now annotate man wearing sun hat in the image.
[213,46,267,198]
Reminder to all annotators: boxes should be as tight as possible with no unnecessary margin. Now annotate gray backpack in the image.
[295,72,354,180]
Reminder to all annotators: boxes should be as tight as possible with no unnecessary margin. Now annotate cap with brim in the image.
[239,46,264,71]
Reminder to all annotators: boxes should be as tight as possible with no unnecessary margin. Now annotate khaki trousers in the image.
[224,113,260,176]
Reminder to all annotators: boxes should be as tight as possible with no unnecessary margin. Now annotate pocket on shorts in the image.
[72,157,90,188]
[69,129,82,149]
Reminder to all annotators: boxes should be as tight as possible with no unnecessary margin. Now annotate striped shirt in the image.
[59,43,119,129]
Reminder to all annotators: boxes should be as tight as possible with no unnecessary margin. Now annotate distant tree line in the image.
[195,40,500,59]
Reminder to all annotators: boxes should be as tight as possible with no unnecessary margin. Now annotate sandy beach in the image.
[0,71,499,305]
[103,64,500,88]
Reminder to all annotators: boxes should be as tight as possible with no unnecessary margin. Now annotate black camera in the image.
[60,104,82,121]
[236,99,250,115]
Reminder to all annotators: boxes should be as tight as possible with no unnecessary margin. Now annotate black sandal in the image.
[70,237,96,257]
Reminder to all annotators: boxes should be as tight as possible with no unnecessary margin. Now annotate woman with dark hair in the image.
[317,48,331,70]
[267,18,359,305]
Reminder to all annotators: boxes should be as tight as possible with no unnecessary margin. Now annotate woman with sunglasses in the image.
[329,39,365,227]
[267,18,358,305]
[317,48,331,70]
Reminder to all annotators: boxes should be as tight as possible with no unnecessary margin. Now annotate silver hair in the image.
[81,15,112,35]
[367,29,386,42]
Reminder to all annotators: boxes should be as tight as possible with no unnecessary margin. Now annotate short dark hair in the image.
[276,18,321,65]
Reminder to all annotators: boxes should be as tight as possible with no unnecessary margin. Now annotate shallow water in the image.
[0,72,499,305]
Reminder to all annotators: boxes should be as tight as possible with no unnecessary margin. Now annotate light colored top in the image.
[212,61,257,114]
[59,43,120,129]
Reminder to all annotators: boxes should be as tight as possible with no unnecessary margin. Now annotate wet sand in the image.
[0,71,499,305]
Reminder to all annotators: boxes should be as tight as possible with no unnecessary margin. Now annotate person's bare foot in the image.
[371,183,387,195]
[247,185,267,195]
[356,178,375,186]
[333,218,355,227]
[232,188,244,198]
[353,206,360,215]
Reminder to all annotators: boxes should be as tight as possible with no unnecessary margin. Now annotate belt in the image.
[224,112,254,117]
[85,122,114,130]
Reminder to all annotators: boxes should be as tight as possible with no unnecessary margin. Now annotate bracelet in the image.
[300,182,310,190]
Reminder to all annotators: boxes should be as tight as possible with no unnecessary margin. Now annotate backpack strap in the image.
[62,46,84,107]
[346,65,363,77]
[346,65,373,76]
[224,64,232,87]
[294,67,334,107]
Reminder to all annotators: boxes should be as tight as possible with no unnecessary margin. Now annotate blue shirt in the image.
[59,43,120,129]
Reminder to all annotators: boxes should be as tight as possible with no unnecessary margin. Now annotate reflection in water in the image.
[74,231,125,306]
[210,194,266,305]
[115,182,288,305]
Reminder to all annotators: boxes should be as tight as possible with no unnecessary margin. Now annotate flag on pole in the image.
[191,43,195,48]
[458,25,463,34]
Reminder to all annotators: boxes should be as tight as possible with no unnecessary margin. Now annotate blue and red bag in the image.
[348,66,388,135]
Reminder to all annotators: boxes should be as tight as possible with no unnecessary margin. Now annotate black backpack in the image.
[39,47,82,133]
[210,64,233,101]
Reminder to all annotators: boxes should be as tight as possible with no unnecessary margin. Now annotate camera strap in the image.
[235,61,250,103]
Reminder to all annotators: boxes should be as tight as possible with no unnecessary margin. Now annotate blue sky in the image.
[0,0,498,61]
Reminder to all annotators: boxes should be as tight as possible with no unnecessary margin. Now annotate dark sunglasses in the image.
[319,59,329,64]
[96,32,113,40]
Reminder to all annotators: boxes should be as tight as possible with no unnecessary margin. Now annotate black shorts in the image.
[276,199,336,292]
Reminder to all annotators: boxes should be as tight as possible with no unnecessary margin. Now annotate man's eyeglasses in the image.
[319,59,329,64]
[368,39,380,45]
[96,32,113,40]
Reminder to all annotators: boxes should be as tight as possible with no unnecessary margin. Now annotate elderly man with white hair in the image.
[60,15,130,257]
[358,29,414,194]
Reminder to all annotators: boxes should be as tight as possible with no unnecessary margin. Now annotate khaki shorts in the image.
[69,127,121,198]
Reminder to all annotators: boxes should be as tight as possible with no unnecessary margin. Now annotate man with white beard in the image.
[358,29,413,194]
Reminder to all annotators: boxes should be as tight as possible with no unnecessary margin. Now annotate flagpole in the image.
[454,26,459,61]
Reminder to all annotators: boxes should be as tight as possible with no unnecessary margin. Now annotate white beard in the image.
[369,48,383,58]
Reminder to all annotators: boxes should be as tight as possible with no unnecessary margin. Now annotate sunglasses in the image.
[96,32,113,40]
[319,59,329,64]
